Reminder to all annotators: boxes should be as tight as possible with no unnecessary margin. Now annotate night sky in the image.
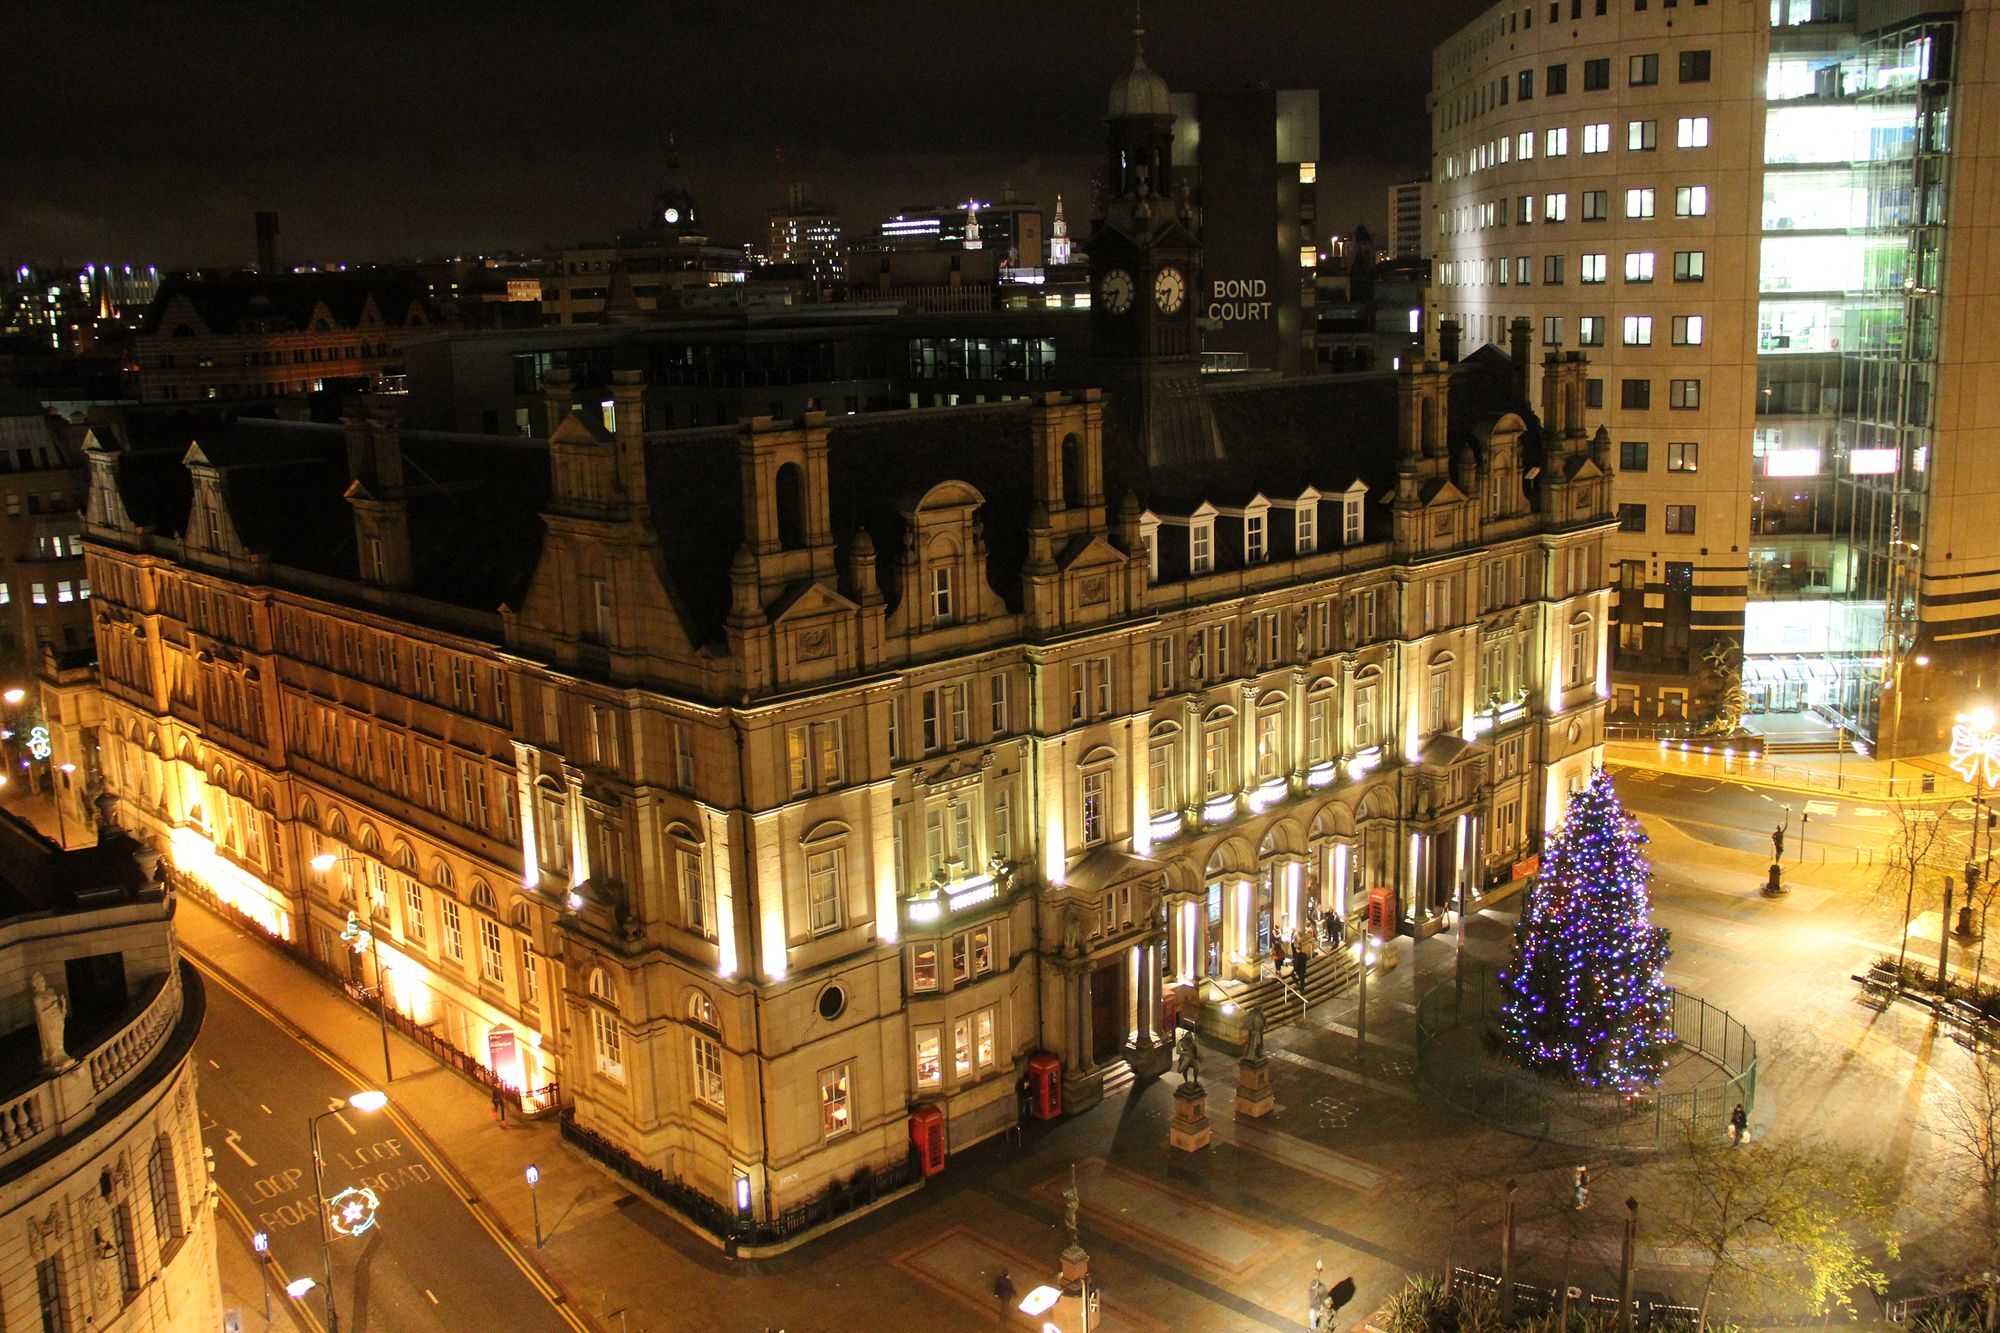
[8,1,1481,268]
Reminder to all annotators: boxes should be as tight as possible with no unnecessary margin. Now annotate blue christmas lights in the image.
[1498,767,1672,1091]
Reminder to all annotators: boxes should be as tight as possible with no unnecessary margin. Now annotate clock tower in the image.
[1087,16,1220,472]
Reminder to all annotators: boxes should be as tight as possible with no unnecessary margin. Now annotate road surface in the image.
[193,962,578,1332]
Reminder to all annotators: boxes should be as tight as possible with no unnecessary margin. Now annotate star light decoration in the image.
[1950,711,2000,787]
[1497,767,1674,1092]
[327,1185,381,1238]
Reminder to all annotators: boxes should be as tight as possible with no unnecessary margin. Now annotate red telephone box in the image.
[1160,987,1183,1041]
[1026,1051,1063,1120]
[1366,886,1398,940]
[909,1104,946,1176]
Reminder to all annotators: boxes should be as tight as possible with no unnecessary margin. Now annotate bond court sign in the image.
[1208,278,1273,323]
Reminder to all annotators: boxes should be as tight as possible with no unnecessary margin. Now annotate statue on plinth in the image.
[32,974,73,1072]
[1244,1007,1266,1062]
[1173,1029,1202,1091]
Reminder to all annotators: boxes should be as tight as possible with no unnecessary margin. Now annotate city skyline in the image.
[5,1,1467,265]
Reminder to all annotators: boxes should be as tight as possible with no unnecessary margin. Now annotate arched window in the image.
[774,462,805,550]
[432,859,456,891]
[588,968,625,1082]
[471,881,496,913]
[687,991,725,1110]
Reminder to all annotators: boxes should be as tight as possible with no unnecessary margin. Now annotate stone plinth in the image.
[1235,1055,1275,1118]
[1762,862,1787,897]
[1170,1080,1211,1152]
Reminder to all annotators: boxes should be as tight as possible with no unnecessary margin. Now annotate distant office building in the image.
[1168,87,1320,375]
[133,271,441,403]
[0,408,92,679]
[543,151,753,325]
[0,808,221,1332]
[1386,179,1432,259]
[3,263,160,355]
[873,194,1045,269]
[767,184,844,285]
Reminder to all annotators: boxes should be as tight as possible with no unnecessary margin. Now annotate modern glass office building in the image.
[1433,0,2000,754]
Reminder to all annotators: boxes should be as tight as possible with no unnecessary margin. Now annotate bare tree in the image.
[1654,1128,1898,1327]
[1878,798,1966,981]
[1936,1045,2000,1329]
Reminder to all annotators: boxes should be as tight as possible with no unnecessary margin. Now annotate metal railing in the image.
[1415,962,1757,1149]
[1452,1268,1700,1328]
[1607,736,1958,801]
[560,1108,921,1249]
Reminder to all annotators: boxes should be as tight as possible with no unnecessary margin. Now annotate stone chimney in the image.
[1508,317,1533,405]
[342,395,412,588]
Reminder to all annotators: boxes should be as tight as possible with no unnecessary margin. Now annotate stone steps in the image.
[1237,946,1361,1034]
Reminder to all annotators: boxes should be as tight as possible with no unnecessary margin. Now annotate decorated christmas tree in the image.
[1498,767,1673,1091]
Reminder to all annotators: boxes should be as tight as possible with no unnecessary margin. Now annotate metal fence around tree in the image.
[1415,961,1756,1149]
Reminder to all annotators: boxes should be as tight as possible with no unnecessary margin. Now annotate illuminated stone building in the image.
[75,32,1611,1240]
[1432,0,2000,753]
[0,809,221,1331]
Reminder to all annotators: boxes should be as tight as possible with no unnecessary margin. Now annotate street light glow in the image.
[1019,1285,1063,1317]
[345,1090,389,1113]
[310,852,338,873]
[2,689,23,705]
[285,1277,317,1299]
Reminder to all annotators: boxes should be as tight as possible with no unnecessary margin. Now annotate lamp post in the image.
[312,851,394,1084]
[1948,707,2000,973]
[308,1090,388,1333]
[252,1230,272,1322]
[1356,936,1381,1064]
[526,1164,542,1247]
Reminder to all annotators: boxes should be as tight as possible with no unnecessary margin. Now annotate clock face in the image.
[1154,266,1186,314]
[663,207,681,224]
[1100,268,1135,315]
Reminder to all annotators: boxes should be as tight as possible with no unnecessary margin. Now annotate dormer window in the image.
[1190,520,1214,574]
[1245,512,1267,563]
[1295,505,1317,554]
[1140,511,1160,583]
[1340,482,1367,546]
[930,566,954,624]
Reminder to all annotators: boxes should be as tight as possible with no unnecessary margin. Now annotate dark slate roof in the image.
[645,428,748,641]
[0,807,148,920]
[94,410,550,615]
[140,271,436,337]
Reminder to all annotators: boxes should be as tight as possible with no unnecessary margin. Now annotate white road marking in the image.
[426,1289,439,1304]
[207,1059,220,1070]
[223,1129,256,1167]
[1806,800,1840,816]
[259,1103,272,1115]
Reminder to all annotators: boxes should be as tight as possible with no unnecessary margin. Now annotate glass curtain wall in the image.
[1750,19,1951,737]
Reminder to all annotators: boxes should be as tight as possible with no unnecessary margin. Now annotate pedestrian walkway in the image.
[1607,738,1967,802]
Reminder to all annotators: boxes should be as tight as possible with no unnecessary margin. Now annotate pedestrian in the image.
[1015,1068,1034,1146]
[1329,911,1345,947]
[1729,1101,1748,1145]
[1271,932,1286,976]
[994,1268,1016,1323]
[1304,897,1323,951]
[491,1083,506,1126]
[1319,1292,1336,1328]
[1294,940,1310,991]
[1308,1258,1327,1328]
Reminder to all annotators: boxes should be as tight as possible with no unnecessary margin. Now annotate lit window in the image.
[441,897,464,960]
[1675,185,1709,216]
[1676,116,1710,148]
[1625,188,1655,219]
[1582,122,1610,154]
[1672,314,1704,345]
[1295,504,1316,553]
[911,943,938,991]
[1544,127,1569,156]
[1581,253,1607,284]
[55,581,72,603]
[1190,521,1213,573]
[1623,316,1653,346]
[914,1026,942,1089]
[1080,769,1108,846]
[1625,251,1655,283]
[806,847,844,934]
[1668,441,1700,472]
[1578,316,1605,347]
[818,1062,852,1139]
[30,583,45,606]
[1665,504,1697,534]
[1544,193,1567,223]
[1626,119,1657,151]
[1674,250,1706,282]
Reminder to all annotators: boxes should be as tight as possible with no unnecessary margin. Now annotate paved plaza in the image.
[198,760,1983,1331]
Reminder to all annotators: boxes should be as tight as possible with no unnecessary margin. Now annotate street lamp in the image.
[309,1091,388,1332]
[312,850,394,1085]
[526,1164,542,1247]
[1356,936,1381,1063]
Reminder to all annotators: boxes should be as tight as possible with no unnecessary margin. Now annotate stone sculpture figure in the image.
[32,974,72,1071]
[1174,1028,1202,1090]
[1244,1006,1266,1062]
